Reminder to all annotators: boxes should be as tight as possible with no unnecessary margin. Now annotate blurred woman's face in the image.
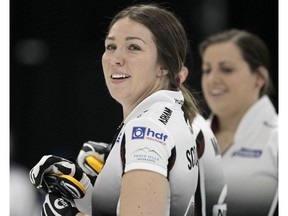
[201,42,261,118]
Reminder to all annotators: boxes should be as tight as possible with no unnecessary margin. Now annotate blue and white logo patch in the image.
[131,126,168,145]
[232,148,262,158]
[132,127,146,139]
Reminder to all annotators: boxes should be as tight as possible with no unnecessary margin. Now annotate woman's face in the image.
[201,42,261,118]
[102,17,167,110]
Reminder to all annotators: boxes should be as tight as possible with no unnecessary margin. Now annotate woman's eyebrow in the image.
[105,36,147,44]
[126,36,147,44]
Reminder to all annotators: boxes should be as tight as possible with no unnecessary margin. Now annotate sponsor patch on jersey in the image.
[132,127,168,145]
[232,148,262,158]
[132,147,163,163]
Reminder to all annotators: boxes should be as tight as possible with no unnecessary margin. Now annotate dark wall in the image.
[10,0,278,169]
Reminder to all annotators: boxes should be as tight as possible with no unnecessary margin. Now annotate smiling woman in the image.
[92,4,200,216]
[102,17,165,118]
[199,29,278,216]
[28,3,202,216]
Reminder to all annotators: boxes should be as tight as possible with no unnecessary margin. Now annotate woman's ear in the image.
[256,66,268,88]
[157,67,169,77]
[179,66,189,84]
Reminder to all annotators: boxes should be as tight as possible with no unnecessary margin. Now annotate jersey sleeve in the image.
[122,117,175,177]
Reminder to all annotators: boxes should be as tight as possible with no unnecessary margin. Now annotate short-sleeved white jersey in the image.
[208,95,278,216]
[92,90,199,216]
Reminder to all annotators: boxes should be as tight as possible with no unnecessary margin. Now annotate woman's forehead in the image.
[109,18,151,36]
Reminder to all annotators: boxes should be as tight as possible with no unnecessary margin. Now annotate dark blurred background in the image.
[10,0,278,170]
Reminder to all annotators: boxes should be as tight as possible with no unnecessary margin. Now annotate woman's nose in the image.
[206,70,221,84]
[109,51,124,66]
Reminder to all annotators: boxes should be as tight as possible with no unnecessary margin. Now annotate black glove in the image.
[76,141,112,177]
[42,193,80,216]
[29,155,87,199]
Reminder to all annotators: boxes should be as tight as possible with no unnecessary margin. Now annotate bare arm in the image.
[119,169,169,216]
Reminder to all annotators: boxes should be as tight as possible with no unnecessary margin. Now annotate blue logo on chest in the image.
[232,148,262,158]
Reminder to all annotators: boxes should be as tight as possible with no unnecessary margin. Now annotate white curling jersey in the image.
[92,90,199,216]
[208,95,278,216]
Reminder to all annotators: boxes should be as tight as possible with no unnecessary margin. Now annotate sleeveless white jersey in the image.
[208,95,278,216]
[92,90,199,216]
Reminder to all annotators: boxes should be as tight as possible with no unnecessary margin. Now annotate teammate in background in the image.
[199,29,278,216]
[30,3,203,215]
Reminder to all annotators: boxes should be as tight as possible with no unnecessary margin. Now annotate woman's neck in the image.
[215,97,257,154]
[215,110,245,154]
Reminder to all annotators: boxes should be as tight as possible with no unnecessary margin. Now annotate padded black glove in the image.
[76,141,111,177]
[41,193,80,216]
[29,155,87,199]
